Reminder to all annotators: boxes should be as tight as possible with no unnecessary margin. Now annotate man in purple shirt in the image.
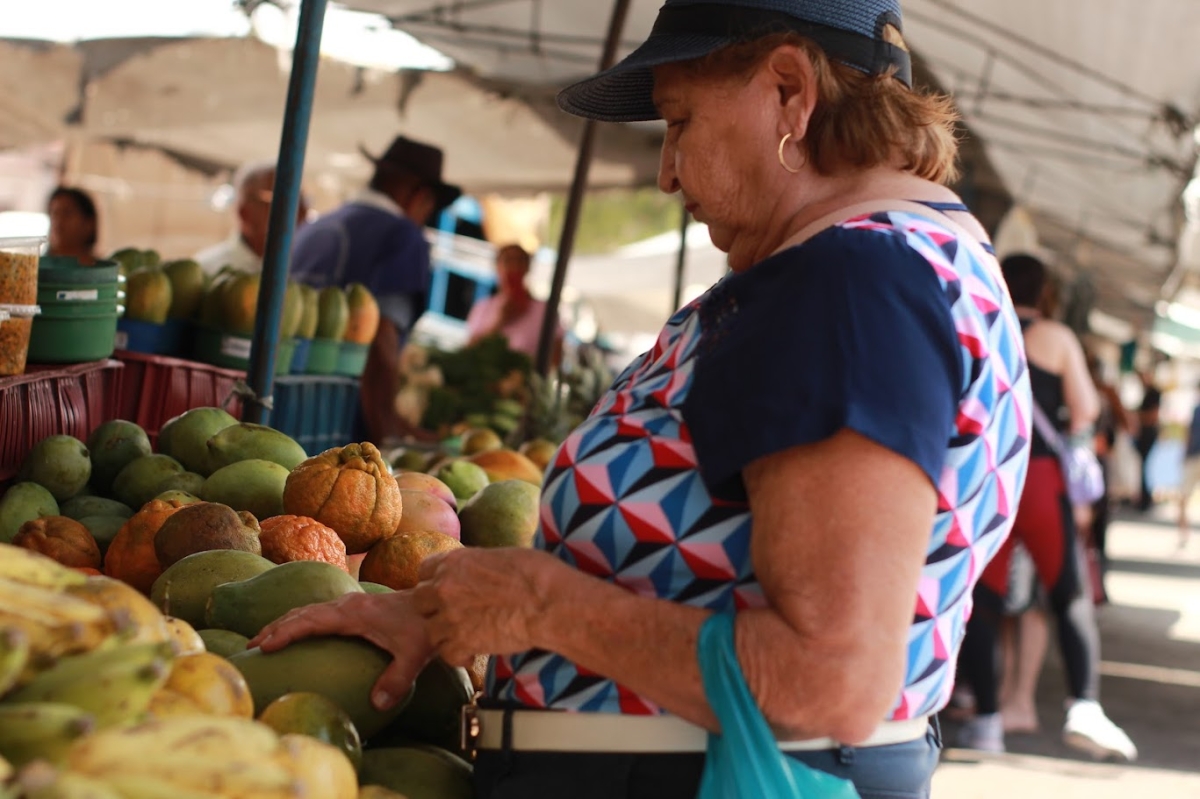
[291,136,460,442]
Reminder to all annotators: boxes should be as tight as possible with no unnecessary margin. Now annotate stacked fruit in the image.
[0,545,359,798]
[0,409,556,797]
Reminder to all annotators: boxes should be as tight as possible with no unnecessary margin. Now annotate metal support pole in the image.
[671,201,689,313]
[535,0,632,377]
[243,0,328,424]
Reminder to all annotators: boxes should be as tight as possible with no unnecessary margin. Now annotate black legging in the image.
[1135,427,1158,510]
[959,458,1101,715]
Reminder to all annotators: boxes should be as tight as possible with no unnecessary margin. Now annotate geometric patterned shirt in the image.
[489,210,1031,720]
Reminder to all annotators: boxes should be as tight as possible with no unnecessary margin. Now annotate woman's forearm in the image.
[528,563,895,741]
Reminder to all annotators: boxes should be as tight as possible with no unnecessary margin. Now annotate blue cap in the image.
[557,0,910,122]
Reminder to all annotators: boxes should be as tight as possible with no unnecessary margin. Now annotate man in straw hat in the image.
[291,135,461,443]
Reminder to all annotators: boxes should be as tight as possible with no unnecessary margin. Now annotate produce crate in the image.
[270,375,360,454]
[112,350,244,447]
[0,359,124,483]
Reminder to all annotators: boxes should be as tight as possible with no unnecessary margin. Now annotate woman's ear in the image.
[762,45,819,139]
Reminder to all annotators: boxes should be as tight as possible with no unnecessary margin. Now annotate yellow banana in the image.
[0,701,95,767]
[67,716,281,774]
[0,627,30,697]
[82,754,301,798]
[0,579,116,666]
[0,752,11,782]
[90,774,225,799]
[0,544,87,590]
[7,643,172,729]
[19,770,126,799]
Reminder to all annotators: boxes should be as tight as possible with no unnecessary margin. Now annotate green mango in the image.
[111,454,185,511]
[150,549,276,629]
[205,424,307,472]
[19,435,91,502]
[158,406,239,477]
[162,259,207,320]
[297,284,320,340]
[77,516,127,556]
[357,747,473,799]
[59,496,132,522]
[226,637,409,739]
[316,286,349,340]
[87,420,152,496]
[199,459,289,520]
[0,483,59,543]
[196,629,251,659]
[205,560,363,638]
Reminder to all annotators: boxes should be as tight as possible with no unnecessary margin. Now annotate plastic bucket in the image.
[291,337,312,374]
[28,307,116,364]
[193,326,253,370]
[305,337,340,375]
[115,318,188,356]
[334,341,370,377]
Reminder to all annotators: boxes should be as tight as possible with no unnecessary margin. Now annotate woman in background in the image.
[47,186,100,265]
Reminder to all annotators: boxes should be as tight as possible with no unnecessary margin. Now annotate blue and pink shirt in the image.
[488,209,1031,721]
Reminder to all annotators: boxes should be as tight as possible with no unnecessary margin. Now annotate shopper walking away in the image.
[957,254,1137,761]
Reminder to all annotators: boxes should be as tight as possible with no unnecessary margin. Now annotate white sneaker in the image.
[1062,700,1138,762]
[958,712,1005,753]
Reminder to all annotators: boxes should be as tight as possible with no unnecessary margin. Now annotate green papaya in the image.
[205,424,307,472]
[150,549,276,629]
[205,560,363,638]
[369,660,473,755]
[358,747,473,799]
[196,629,251,658]
[226,637,410,739]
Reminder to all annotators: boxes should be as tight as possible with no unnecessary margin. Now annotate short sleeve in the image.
[683,226,962,495]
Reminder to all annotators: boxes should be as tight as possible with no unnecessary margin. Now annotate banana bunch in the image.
[8,716,357,799]
[0,548,116,676]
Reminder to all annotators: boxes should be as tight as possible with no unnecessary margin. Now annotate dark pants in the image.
[474,722,942,799]
[1135,427,1158,511]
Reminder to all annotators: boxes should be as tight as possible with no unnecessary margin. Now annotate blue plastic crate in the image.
[270,374,360,455]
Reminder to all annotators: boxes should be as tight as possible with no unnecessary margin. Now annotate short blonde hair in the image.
[688,30,961,184]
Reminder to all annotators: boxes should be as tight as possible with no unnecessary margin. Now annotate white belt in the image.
[471,708,930,754]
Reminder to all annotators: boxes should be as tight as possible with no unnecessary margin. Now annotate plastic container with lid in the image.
[1,237,45,306]
[0,303,43,376]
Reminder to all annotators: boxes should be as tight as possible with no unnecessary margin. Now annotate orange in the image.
[358,531,462,591]
[259,515,348,572]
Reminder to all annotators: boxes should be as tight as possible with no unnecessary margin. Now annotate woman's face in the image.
[48,195,95,254]
[653,61,784,268]
[495,249,529,293]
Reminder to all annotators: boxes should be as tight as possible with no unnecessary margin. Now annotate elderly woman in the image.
[251,1,1030,796]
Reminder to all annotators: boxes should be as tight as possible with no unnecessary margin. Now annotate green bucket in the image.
[334,341,370,377]
[36,298,120,318]
[305,337,340,375]
[193,326,252,370]
[38,282,121,304]
[27,308,118,363]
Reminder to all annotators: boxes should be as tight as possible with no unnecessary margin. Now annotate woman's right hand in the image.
[246,590,434,711]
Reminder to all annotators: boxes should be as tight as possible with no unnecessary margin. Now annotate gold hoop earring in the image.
[777,132,806,174]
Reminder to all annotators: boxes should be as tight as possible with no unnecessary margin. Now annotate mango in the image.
[59,495,132,522]
[158,407,239,476]
[458,480,541,549]
[150,549,276,629]
[226,637,410,739]
[77,515,127,556]
[112,454,186,511]
[196,629,251,658]
[518,438,558,471]
[154,490,202,505]
[200,459,289,520]
[359,582,393,594]
[205,560,363,638]
[259,692,362,770]
[461,428,503,456]
[357,747,473,799]
[316,286,350,340]
[220,272,260,335]
[0,483,59,543]
[393,472,457,510]
[395,491,460,540]
[87,420,152,496]
[19,435,91,502]
[162,259,207,320]
[153,502,262,569]
[466,449,543,486]
[159,471,206,497]
[206,424,307,472]
[431,461,489,504]
[125,267,173,324]
[280,282,305,339]
[370,660,473,755]
[297,284,320,340]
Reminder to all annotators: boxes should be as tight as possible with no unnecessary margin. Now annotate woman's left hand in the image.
[410,547,564,667]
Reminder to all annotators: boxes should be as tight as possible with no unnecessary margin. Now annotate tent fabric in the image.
[343,0,1200,323]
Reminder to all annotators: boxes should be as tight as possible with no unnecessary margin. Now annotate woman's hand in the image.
[410,547,563,668]
[247,590,433,711]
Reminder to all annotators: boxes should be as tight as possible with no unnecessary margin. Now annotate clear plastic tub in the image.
[0,237,46,305]
[0,304,42,377]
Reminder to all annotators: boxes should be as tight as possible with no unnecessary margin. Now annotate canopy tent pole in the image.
[671,201,689,313]
[535,0,633,377]
[243,0,329,424]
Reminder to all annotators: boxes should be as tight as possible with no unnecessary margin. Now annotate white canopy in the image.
[343,0,1200,323]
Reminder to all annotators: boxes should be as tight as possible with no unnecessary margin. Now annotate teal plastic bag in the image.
[696,612,861,799]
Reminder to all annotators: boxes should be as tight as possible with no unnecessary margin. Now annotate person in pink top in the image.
[466,244,562,363]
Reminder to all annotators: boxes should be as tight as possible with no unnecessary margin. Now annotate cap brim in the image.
[556,34,733,123]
